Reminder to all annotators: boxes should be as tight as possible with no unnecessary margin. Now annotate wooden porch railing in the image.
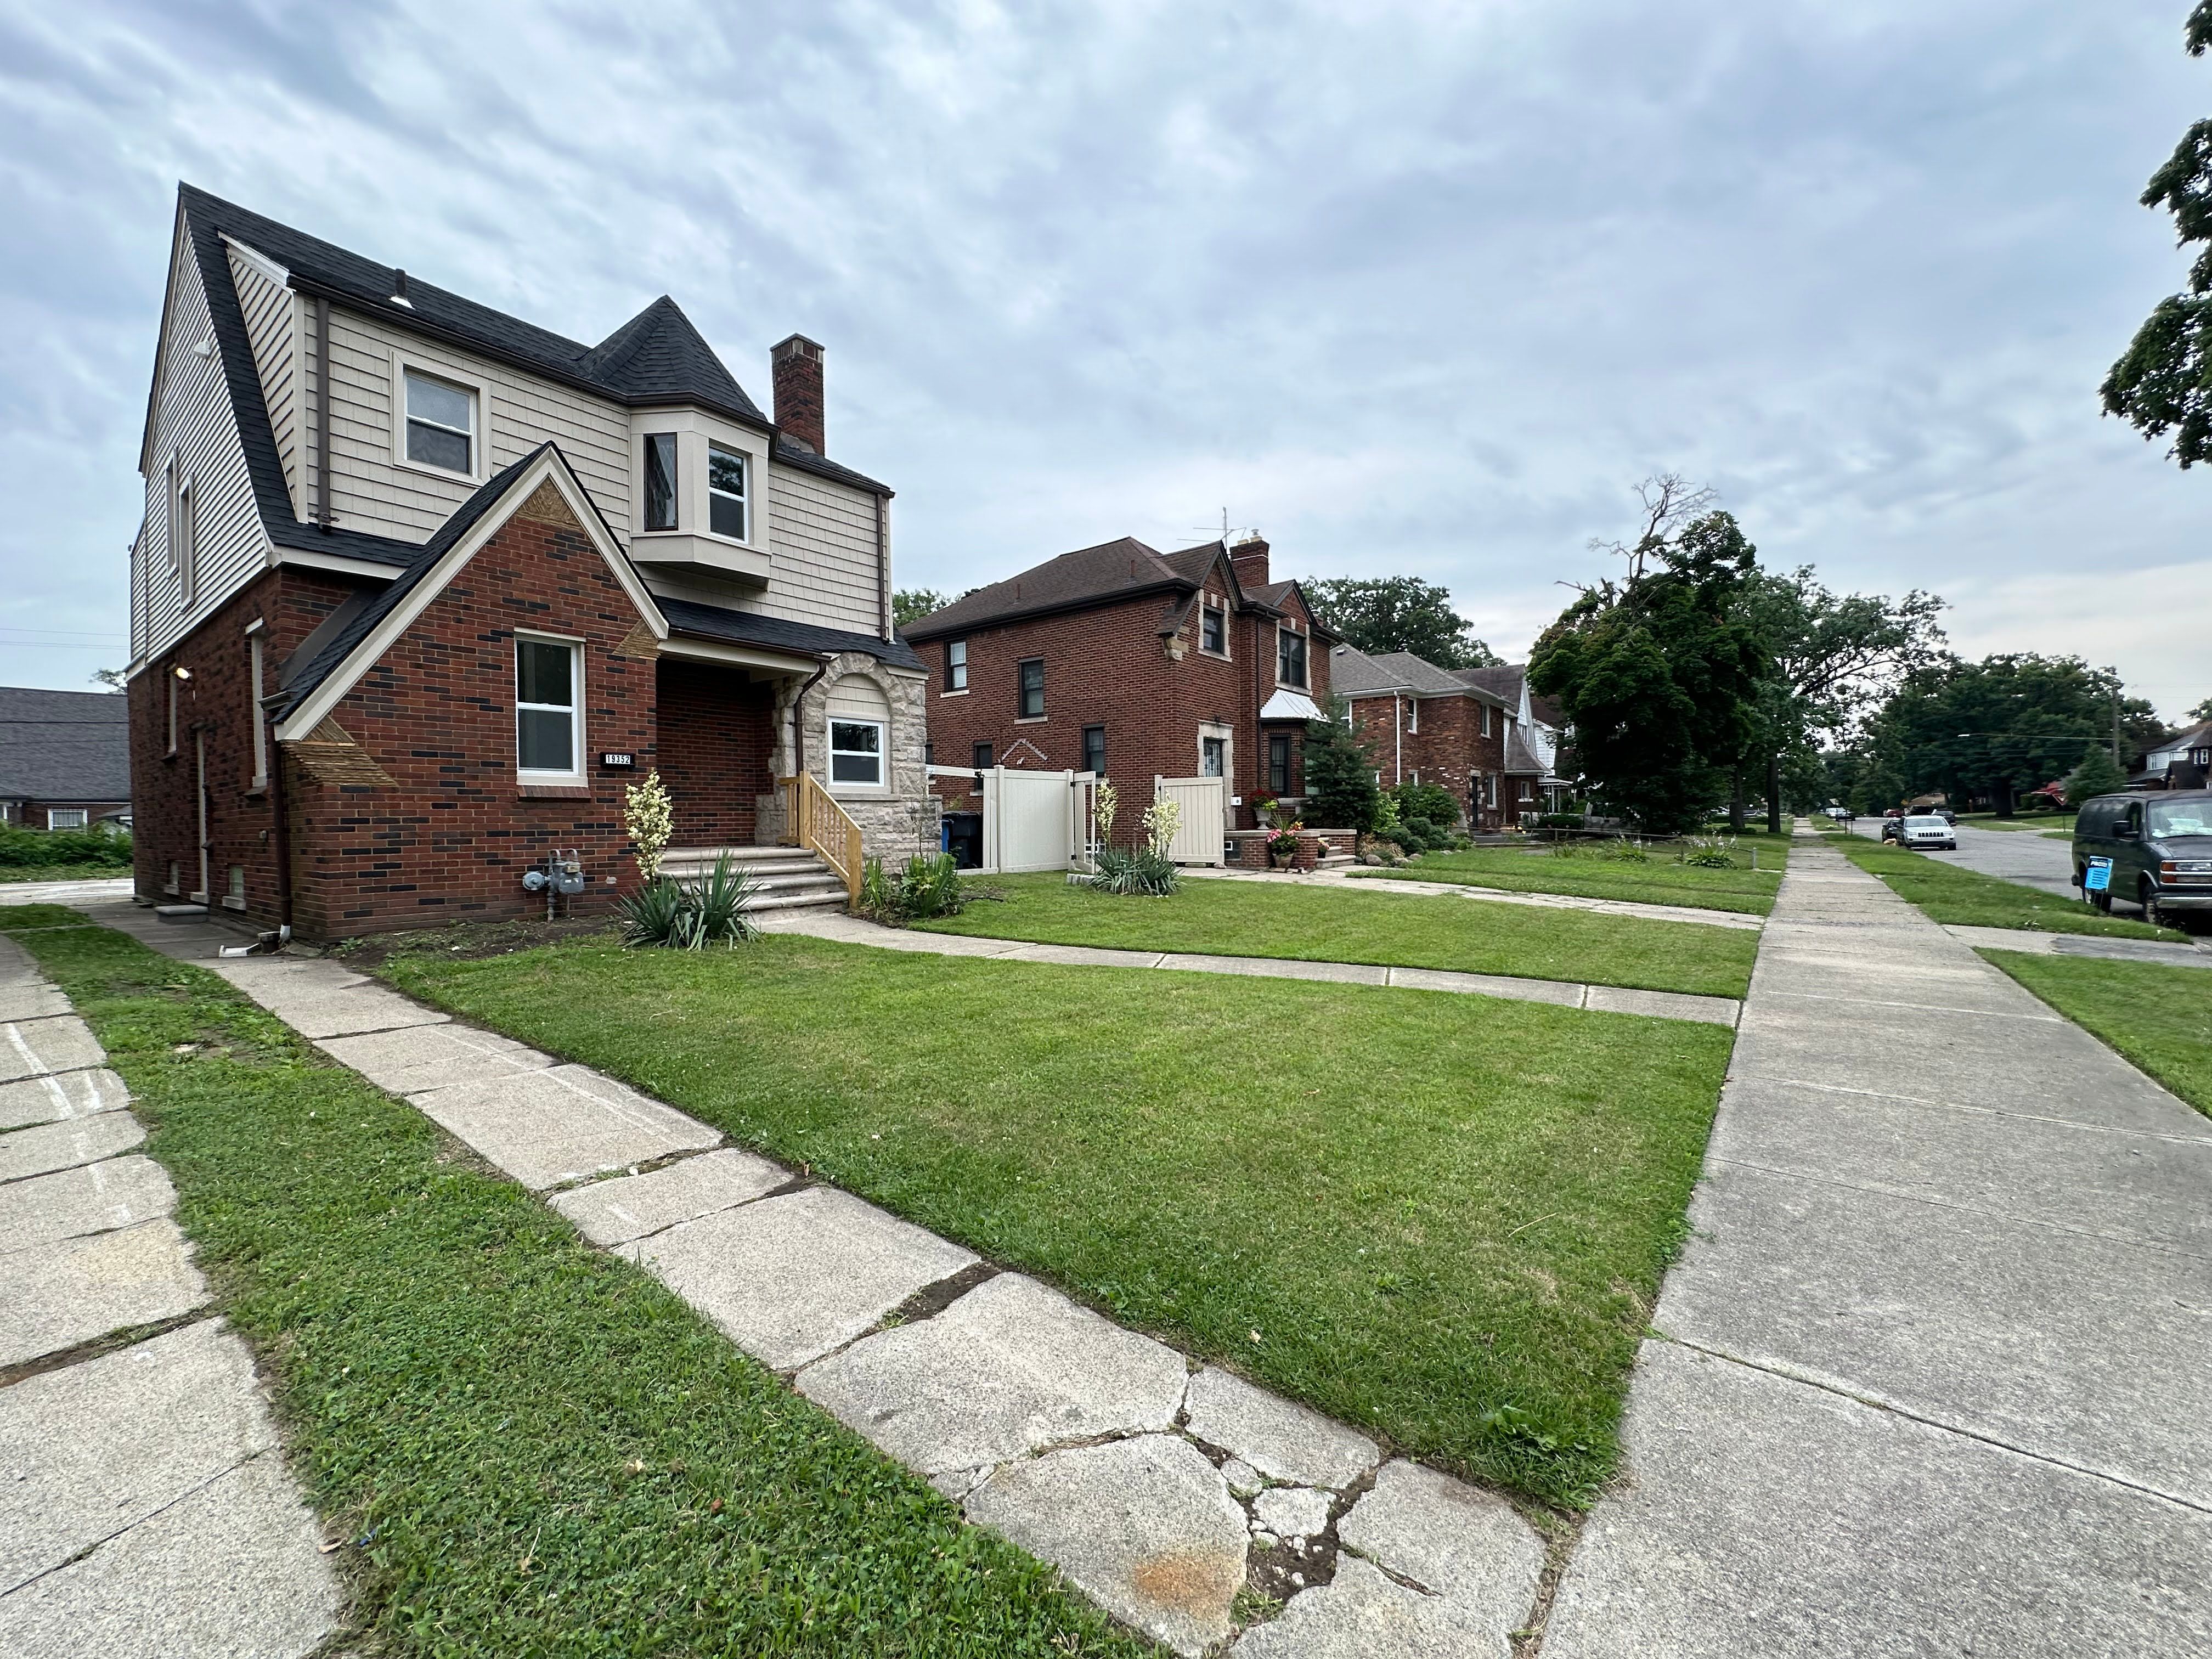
[776,772,863,903]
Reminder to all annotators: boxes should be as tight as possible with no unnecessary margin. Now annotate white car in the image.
[1898,814,1956,851]
[1821,805,1852,820]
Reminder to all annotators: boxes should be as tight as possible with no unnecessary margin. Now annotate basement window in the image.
[403,369,475,475]
[708,442,748,540]
[515,635,583,781]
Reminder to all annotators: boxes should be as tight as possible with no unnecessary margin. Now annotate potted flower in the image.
[1251,791,1282,828]
[1266,823,1303,868]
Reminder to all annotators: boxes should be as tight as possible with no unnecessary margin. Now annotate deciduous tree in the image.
[1300,576,1500,669]
[891,589,948,628]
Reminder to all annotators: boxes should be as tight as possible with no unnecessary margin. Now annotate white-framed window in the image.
[945,639,968,693]
[246,622,268,789]
[168,458,197,604]
[1482,704,1493,737]
[47,808,88,831]
[708,442,748,540]
[1276,625,1307,688]
[515,634,584,782]
[401,366,477,476]
[1200,601,1227,656]
[830,719,885,787]
[642,432,679,531]
[1407,698,1419,734]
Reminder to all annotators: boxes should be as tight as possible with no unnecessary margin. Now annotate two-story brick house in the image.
[901,535,1333,834]
[1454,664,1570,820]
[1328,646,1516,827]
[126,184,935,940]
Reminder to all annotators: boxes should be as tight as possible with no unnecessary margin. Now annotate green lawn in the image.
[386,932,1734,1508]
[914,872,1758,999]
[0,862,131,883]
[1980,949,2212,1119]
[1356,841,1787,916]
[1,907,1144,1658]
[1834,837,2182,940]
[1960,812,2076,834]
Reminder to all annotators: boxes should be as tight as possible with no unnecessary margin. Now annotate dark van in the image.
[2072,790,2212,929]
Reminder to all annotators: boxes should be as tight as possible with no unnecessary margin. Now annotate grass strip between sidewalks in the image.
[386,930,1734,1508]
[1979,948,2212,1120]
[1833,836,2182,940]
[911,871,1759,998]
[1355,840,1787,916]
[0,906,1147,1658]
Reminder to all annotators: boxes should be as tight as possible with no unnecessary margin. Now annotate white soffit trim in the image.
[657,635,817,675]
[1260,689,1324,721]
[273,448,667,740]
[267,545,410,582]
[220,233,291,287]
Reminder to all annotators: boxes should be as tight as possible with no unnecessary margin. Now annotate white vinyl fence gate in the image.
[1153,776,1227,866]
[928,766,1099,874]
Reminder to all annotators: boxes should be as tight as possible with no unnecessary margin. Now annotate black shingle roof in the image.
[0,687,131,800]
[273,445,557,721]
[660,599,922,672]
[174,184,890,526]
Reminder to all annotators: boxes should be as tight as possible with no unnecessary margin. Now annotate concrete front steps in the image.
[659,845,850,913]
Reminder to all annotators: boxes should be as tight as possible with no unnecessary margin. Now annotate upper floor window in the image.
[946,639,968,692]
[1200,601,1227,655]
[515,635,582,780]
[708,442,748,540]
[1482,704,1493,737]
[973,741,994,769]
[1276,626,1307,688]
[1406,698,1419,734]
[1082,725,1106,776]
[167,460,197,604]
[404,368,475,475]
[1018,657,1045,719]
[643,433,678,531]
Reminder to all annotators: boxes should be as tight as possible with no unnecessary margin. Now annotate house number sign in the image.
[600,753,636,768]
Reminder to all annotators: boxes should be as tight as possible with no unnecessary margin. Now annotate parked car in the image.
[1880,813,1905,842]
[1897,814,1957,851]
[1821,805,1852,820]
[2073,790,2212,929]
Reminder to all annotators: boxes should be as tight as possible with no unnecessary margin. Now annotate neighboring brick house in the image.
[1454,664,1571,820]
[1328,646,1515,828]
[902,534,1334,834]
[125,184,933,940]
[0,687,132,831]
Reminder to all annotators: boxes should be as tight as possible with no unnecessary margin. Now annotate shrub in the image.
[1602,838,1651,864]
[859,852,969,924]
[1536,812,1585,831]
[1678,834,1737,869]
[1391,782,1460,830]
[0,827,133,871]
[1372,792,1403,839]
[617,854,761,949]
[1091,847,1180,896]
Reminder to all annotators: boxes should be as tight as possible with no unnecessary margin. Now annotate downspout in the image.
[313,297,332,530]
[791,655,833,777]
[1394,695,1403,785]
[267,702,294,942]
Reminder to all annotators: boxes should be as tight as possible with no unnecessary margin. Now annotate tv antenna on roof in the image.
[1192,507,1239,544]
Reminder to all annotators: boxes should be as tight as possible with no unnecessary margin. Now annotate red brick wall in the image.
[1347,693,1510,826]
[284,492,657,939]
[654,659,775,845]
[128,566,359,919]
[917,579,1330,838]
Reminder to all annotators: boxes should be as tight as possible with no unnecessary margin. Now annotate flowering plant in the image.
[1142,795,1182,857]
[1265,825,1302,865]
[623,770,674,882]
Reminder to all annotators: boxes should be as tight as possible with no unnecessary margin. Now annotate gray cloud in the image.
[2,0,2207,714]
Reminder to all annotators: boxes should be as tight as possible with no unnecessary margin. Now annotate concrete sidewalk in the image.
[83,898,1553,1657]
[759,905,1743,1026]
[1542,831,2212,1657]
[0,932,338,1658]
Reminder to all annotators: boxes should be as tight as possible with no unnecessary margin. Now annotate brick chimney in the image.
[771,334,825,454]
[1229,533,1270,590]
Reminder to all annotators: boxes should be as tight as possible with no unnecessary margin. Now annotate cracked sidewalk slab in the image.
[0,1216,209,1368]
[0,1065,131,1131]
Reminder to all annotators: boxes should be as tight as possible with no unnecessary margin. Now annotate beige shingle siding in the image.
[761,466,881,636]
[228,245,301,518]
[320,308,633,542]
[136,230,262,665]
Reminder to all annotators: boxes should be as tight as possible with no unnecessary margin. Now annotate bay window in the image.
[708,442,748,539]
[643,433,678,531]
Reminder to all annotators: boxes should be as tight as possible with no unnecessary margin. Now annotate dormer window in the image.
[709,442,748,540]
[403,368,475,475]
[643,433,678,531]
[1276,625,1308,689]
[1200,600,1227,655]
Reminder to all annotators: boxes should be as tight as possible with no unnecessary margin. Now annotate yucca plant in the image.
[616,853,760,949]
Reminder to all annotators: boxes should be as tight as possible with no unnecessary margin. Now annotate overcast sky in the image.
[3,0,2209,718]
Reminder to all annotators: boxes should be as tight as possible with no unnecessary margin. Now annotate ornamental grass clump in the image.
[617,852,760,949]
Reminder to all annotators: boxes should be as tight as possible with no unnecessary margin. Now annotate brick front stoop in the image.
[0,933,340,1656]
[84,901,1547,1657]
